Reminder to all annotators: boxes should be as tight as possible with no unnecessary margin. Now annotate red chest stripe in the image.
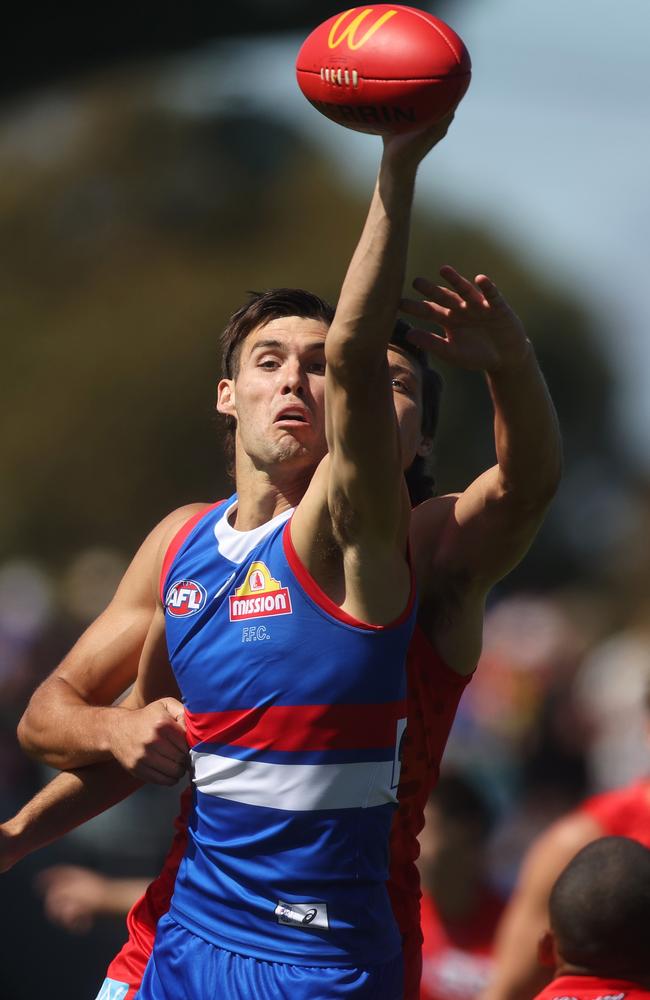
[186,700,407,752]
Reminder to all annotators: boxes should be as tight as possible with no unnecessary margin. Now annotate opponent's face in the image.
[217,316,329,474]
[387,347,432,469]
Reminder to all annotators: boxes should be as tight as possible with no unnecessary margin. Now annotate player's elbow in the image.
[17,688,72,768]
[16,701,47,760]
[500,459,562,515]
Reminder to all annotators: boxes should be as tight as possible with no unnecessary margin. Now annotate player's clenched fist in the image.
[106,698,188,785]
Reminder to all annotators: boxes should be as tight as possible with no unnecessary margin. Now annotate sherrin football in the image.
[296,5,471,135]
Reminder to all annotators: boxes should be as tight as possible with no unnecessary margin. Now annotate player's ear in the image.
[537,930,556,969]
[416,434,433,458]
[216,379,236,417]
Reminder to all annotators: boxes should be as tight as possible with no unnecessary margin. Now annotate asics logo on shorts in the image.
[274,900,329,929]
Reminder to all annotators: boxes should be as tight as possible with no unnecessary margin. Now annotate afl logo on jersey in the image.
[165,579,207,617]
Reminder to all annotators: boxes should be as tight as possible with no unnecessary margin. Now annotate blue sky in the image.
[162,0,650,465]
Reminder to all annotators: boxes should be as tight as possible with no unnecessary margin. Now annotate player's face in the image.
[387,347,431,469]
[217,316,329,473]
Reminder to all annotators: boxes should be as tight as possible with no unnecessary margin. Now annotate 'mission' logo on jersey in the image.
[229,561,292,621]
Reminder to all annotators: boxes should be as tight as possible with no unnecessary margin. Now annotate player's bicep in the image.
[132,607,180,706]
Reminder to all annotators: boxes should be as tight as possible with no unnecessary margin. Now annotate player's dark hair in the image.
[219,293,443,504]
[428,772,494,841]
[549,836,650,978]
[221,288,336,381]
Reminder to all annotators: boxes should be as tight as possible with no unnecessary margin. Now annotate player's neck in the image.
[232,461,311,530]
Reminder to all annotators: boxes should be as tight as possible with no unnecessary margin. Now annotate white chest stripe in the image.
[191,750,398,811]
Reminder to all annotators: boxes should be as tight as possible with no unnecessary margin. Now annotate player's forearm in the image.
[0,763,141,873]
[487,347,562,509]
[326,158,416,370]
[18,678,128,769]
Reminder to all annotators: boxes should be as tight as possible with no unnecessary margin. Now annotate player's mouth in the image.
[274,406,311,426]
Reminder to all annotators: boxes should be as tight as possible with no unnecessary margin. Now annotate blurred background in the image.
[1,1,650,997]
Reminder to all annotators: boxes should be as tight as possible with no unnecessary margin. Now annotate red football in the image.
[296,5,471,135]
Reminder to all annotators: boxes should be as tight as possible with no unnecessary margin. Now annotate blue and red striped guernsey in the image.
[160,494,416,966]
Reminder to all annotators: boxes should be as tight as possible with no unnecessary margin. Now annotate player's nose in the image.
[280,358,306,394]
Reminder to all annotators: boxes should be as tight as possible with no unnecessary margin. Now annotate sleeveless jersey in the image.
[533,974,650,999]
[101,509,471,998]
[160,495,416,966]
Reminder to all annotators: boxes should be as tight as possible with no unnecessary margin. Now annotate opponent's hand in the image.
[106,698,188,785]
[381,113,454,173]
[400,266,531,372]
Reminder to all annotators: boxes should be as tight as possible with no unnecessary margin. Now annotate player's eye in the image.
[259,358,279,369]
[308,361,326,375]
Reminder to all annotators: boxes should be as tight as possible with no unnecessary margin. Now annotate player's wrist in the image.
[484,335,535,376]
[98,705,134,763]
[0,816,30,872]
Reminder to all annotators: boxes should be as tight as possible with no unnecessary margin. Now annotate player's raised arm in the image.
[307,125,451,558]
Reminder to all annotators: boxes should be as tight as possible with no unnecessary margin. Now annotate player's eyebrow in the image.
[252,339,326,355]
[389,362,416,380]
[251,339,284,353]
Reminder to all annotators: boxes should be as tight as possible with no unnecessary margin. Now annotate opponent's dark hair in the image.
[390,318,443,506]
[218,291,443,503]
[549,836,650,978]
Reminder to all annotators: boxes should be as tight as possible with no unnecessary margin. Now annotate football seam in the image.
[297,70,470,82]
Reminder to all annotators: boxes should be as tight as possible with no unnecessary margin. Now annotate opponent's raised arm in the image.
[406,267,561,588]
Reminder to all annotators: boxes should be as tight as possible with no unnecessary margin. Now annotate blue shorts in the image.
[135,914,404,1000]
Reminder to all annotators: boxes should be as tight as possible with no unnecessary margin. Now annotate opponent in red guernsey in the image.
[579,779,650,845]
[532,838,650,1000]
[485,778,650,1000]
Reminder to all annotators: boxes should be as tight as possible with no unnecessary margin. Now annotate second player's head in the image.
[540,836,650,983]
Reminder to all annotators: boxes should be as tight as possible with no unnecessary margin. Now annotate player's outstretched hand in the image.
[107,698,188,785]
[381,113,454,173]
[400,266,531,372]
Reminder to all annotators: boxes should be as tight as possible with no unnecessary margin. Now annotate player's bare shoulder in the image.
[114,502,212,611]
